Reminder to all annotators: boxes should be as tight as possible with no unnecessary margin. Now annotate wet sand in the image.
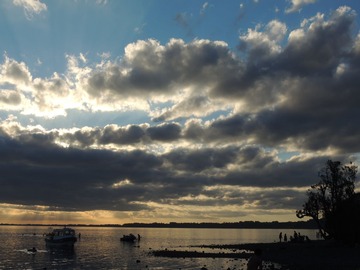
[152,240,360,270]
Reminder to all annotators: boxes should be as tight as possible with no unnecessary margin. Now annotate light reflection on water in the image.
[0,226,317,269]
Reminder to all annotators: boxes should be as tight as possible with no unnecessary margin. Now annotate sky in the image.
[0,0,360,225]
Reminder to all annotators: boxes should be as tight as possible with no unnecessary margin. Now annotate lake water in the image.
[0,226,318,269]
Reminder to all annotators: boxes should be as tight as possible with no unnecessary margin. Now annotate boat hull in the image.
[45,237,77,245]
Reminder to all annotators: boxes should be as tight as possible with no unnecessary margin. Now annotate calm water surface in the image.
[0,226,317,269]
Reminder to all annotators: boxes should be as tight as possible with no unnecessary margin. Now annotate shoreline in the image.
[0,220,318,229]
[152,240,360,270]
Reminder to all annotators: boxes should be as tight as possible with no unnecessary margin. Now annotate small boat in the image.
[45,227,77,245]
[27,247,37,253]
[120,233,137,242]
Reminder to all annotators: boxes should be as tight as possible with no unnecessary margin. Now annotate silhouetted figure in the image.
[247,248,263,270]
[279,232,282,242]
[137,234,141,241]
[78,233,81,240]
[293,231,298,241]
[284,233,287,242]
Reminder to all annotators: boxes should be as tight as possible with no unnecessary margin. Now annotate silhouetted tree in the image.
[296,160,358,241]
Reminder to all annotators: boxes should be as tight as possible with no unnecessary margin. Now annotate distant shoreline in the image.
[0,220,318,229]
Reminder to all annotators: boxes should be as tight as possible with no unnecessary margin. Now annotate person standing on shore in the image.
[247,248,263,270]
[279,232,282,242]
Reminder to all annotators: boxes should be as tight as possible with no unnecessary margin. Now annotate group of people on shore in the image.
[279,231,310,243]
[247,231,312,270]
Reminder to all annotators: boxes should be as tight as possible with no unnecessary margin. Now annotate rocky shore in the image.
[152,240,360,270]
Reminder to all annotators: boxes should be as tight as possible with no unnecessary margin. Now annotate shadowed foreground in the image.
[152,240,360,270]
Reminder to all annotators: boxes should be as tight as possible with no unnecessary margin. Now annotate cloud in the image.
[285,0,317,14]
[1,6,360,221]
[200,2,209,16]
[96,0,108,5]
[0,132,161,211]
[1,6,359,150]
[81,38,237,111]
[0,55,32,85]
[134,23,147,34]
[12,0,47,19]
[175,12,194,37]
[281,6,356,75]
[151,95,215,122]
[147,123,182,142]
[0,120,339,213]
[239,20,287,63]
[0,89,22,107]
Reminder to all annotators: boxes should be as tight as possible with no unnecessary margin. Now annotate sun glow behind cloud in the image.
[0,203,136,225]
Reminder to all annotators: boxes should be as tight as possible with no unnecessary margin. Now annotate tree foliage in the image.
[296,160,358,242]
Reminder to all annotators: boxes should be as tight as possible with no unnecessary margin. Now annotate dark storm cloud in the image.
[222,157,322,188]
[99,125,145,145]
[163,146,239,173]
[252,189,306,210]
[251,102,360,152]
[0,129,339,212]
[84,38,240,99]
[13,82,360,155]
[146,123,182,141]
[67,127,100,147]
[0,135,162,211]
[178,188,306,210]
[81,6,360,130]
[182,7,360,153]
[0,129,205,210]
[277,7,356,76]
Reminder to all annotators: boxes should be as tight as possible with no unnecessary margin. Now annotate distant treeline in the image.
[0,220,318,229]
[122,220,318,229]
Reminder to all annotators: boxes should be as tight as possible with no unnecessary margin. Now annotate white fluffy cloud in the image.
[240,20,287,62]
[0,55,32,86]
[12,0,47,19]
[285,0,317,13]
[0,6,358,124]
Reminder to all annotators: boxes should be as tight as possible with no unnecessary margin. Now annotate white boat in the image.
[45,227,77,245]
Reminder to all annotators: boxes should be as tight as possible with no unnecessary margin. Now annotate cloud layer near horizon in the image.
[1,5,359,223]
